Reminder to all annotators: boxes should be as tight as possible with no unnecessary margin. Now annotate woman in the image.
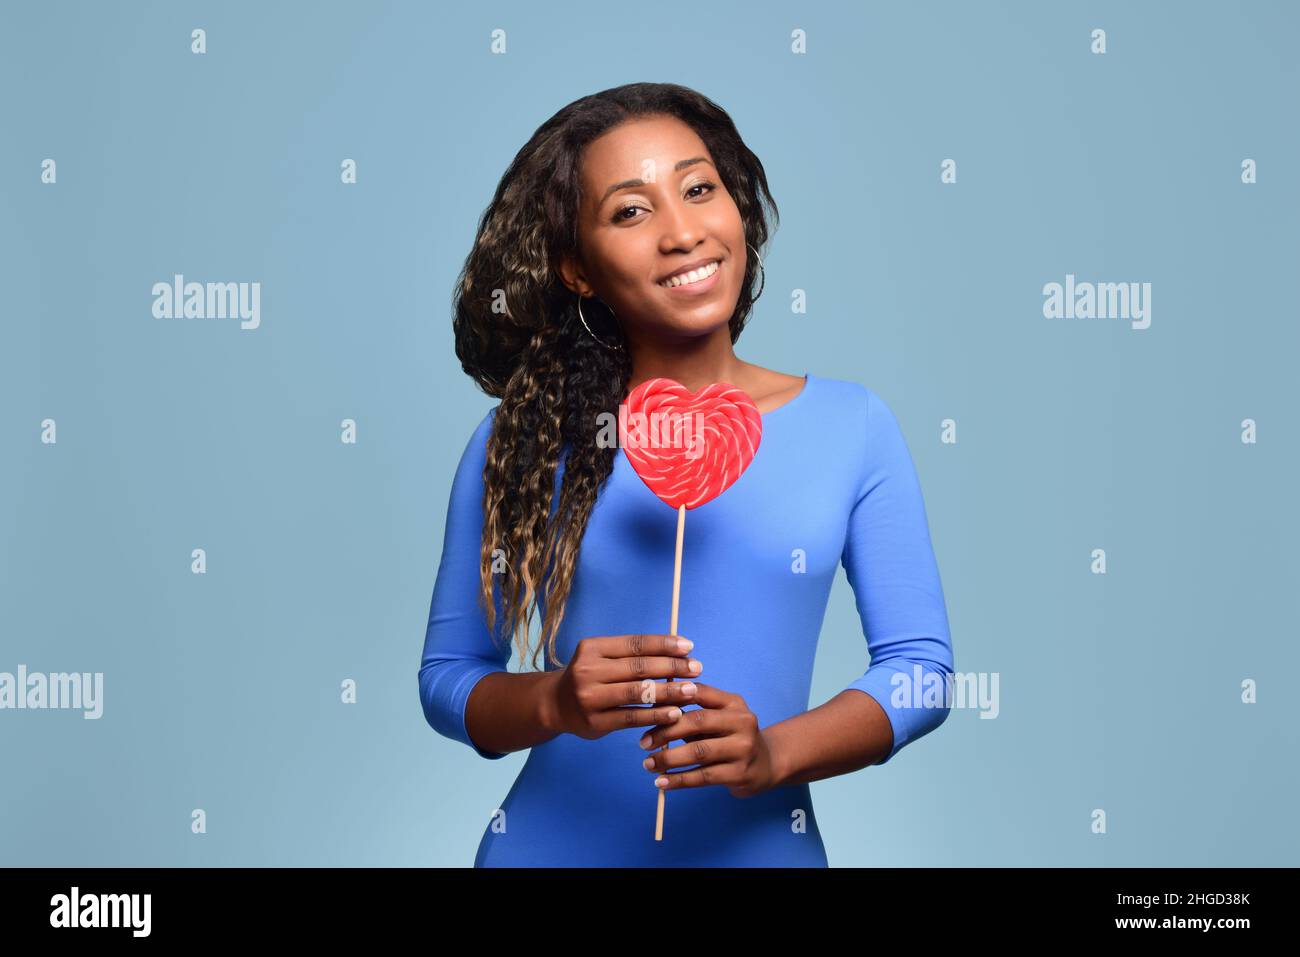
[419,82,954,867]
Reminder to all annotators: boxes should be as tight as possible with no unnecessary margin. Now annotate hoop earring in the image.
[576,294,625,352]
[747,241,765,302]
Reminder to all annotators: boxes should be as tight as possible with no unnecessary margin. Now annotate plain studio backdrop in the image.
[0,0,1296,866]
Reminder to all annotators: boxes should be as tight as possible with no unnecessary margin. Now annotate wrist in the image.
[536,670,563,736]
[763,724,793,789]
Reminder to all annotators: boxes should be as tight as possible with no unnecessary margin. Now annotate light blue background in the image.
[2,0,1296,866]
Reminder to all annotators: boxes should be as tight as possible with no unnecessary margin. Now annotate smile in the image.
[657,259,721,290]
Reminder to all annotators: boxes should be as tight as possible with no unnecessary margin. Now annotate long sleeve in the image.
[840,388,954,765]
[418,405,512,760]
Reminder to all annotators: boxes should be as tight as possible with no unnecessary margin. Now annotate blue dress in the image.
[419,372,955,866]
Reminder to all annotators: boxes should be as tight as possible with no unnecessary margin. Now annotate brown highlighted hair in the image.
[452,82,778,670]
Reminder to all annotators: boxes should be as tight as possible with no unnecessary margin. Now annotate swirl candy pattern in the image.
[617,379,763,510]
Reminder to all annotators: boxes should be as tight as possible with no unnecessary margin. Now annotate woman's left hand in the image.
[638,682,778,798]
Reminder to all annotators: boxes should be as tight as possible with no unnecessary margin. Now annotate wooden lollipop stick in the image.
[655,503,687,841]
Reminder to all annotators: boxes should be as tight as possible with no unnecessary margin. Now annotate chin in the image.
[659,312,733,341]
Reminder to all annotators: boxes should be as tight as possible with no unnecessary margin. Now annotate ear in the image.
[555,253,592,298]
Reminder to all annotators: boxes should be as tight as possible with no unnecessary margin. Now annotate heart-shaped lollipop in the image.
[618,379,763,509]
[614,378,763,842]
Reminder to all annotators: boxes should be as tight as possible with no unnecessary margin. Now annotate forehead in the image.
[581,115,710,183]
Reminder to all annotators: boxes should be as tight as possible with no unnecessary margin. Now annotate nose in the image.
[657,200,706,253]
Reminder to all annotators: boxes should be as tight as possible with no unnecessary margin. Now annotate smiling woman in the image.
[557,114,761,346]
[449,83,780,675]
[421,82,954,867]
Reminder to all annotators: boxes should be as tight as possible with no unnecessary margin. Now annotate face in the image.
[558,115,747,345]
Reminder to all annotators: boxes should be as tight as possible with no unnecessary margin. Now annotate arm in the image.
[765,388,955,785]
[417,407,563,759]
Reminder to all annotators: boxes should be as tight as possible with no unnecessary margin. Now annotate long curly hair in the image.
[452,81,779,671]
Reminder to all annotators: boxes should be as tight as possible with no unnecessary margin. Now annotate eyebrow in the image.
[597,157,713,208]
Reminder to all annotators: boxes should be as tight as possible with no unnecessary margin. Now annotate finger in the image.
[643,729,745,774]
[590,634,694,660]
[603,653,703,685]
[638,705,730,751]
[665,681,735,710]
[588,703,687,734]
[582,647,702,691]
[581,677,701,712]
[653,761,742,792]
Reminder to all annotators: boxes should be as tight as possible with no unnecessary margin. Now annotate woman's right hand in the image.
[545,634,703,740]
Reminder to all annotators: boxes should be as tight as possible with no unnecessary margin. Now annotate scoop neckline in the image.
[760,372,812,420]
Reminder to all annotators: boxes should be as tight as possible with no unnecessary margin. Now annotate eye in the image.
[610,181,718,223]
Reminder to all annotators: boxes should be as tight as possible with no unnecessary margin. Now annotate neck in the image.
[623,325,747,394]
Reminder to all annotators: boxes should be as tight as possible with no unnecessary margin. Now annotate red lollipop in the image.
[617,378,763,840]
[619,379,763,509]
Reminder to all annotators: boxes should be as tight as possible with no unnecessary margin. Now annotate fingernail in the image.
[655,776,668,788]
[642,757,654,769]
[639,734,652,749]
[677,638,693,651]
[682,683,697,695]
[688,659,702,674]
[668,707,682,720]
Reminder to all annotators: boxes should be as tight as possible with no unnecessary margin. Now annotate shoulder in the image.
[803,373,881,422]
[467,404,499,444]
[803,374,913,461]
[449,404,500,478]
[806,378,923,501]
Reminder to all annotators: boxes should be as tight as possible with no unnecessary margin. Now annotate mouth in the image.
[656,258,722,293]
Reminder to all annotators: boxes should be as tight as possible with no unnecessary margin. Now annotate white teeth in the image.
[659,260,719,288]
